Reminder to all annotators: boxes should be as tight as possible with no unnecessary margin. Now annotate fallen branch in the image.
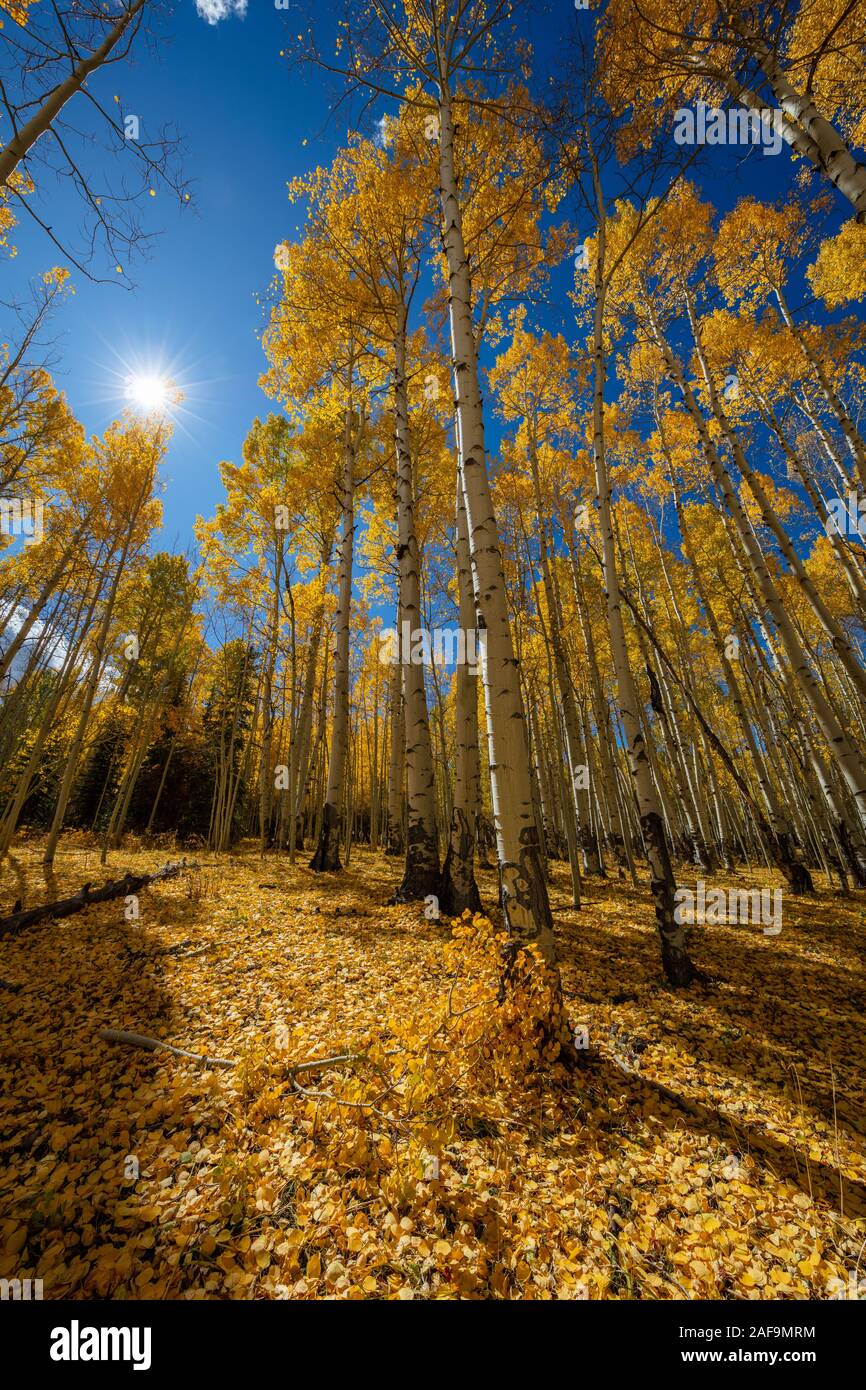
[97,1028,235,1070]
[287,1052,363,1076]
[161,940,217,960]
[0,859,200,939]
[171,944,216,961]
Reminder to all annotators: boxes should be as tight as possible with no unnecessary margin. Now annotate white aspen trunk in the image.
[439,464,482,914]
[796,388,859,498]
[0,1,147,188]
[309,645,330,845]
[741,614,818,850]
[550,547,603,877]
[259,542,283,854]
[650,522,725,865]
[437,94,556,965]
[369,658,381,850]
[723,74,825,168]
[650,298,866,852]
[528,699,554,863]
[620,513,714,870]
[700,732,733,869]
[384,655,405,855]
[775,287,866,489]
[534,703,562,860]
[100,694,160,862]
[310,404,359,873]
[523,518,582,901]
[43,524,136,868]
[748,375,866,611]
[664,449,813,890]
[565,523,621,859]
[528,433,599,878]
[392,315,440,901]
[0,587,99,853]
[209,640,254,852]
[687,298,866,709]
[797,718,866,885]
[288,611,324,860]
[588,167,699,985]
[0,525,86,685]
[736,20,866,219]
[0,588,79,765]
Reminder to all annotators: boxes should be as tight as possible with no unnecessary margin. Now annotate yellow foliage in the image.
[807,222,866,308]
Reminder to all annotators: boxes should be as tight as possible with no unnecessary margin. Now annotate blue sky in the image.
[5,1,827,556]
[8,0,341,549]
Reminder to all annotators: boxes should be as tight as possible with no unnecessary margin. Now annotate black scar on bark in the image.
[789,862,814,893]
[497,825,556,941]
[309,804,342,873]
[837,818,866,888]
[660,933,701,988]
[383,829,404,856]
[438,808,482,915]
[641,810,703,987]
[754,820,814,894]
[389,821,440,904]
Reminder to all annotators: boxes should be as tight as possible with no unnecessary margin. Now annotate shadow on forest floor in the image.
[1,839,864,1299]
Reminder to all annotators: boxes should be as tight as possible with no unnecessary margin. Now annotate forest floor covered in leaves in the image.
[1,840,865,1301]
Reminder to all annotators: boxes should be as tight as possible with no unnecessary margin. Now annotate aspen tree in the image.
[42,415,164,867]
[296,1,563,961]
[563,119,702,983]
[600,0,866,219]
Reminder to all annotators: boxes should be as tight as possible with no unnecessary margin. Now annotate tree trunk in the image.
[391,316,440,901]
[589,160,699,986]
[310,403,359,873]
[0,1,147,188]
[384,655,405,855]
[650,295,866,856]
[739,19,866,220]
[437,93,556,967]
[438,466,482,914]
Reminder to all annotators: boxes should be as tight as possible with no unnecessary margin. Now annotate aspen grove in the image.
[1,0,866,1317]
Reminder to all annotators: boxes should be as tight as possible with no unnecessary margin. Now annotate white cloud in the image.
[195,0,248,23]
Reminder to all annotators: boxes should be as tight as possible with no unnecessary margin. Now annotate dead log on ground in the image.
[0,859,200,939]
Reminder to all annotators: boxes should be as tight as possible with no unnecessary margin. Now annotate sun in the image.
[125,373,174,414]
